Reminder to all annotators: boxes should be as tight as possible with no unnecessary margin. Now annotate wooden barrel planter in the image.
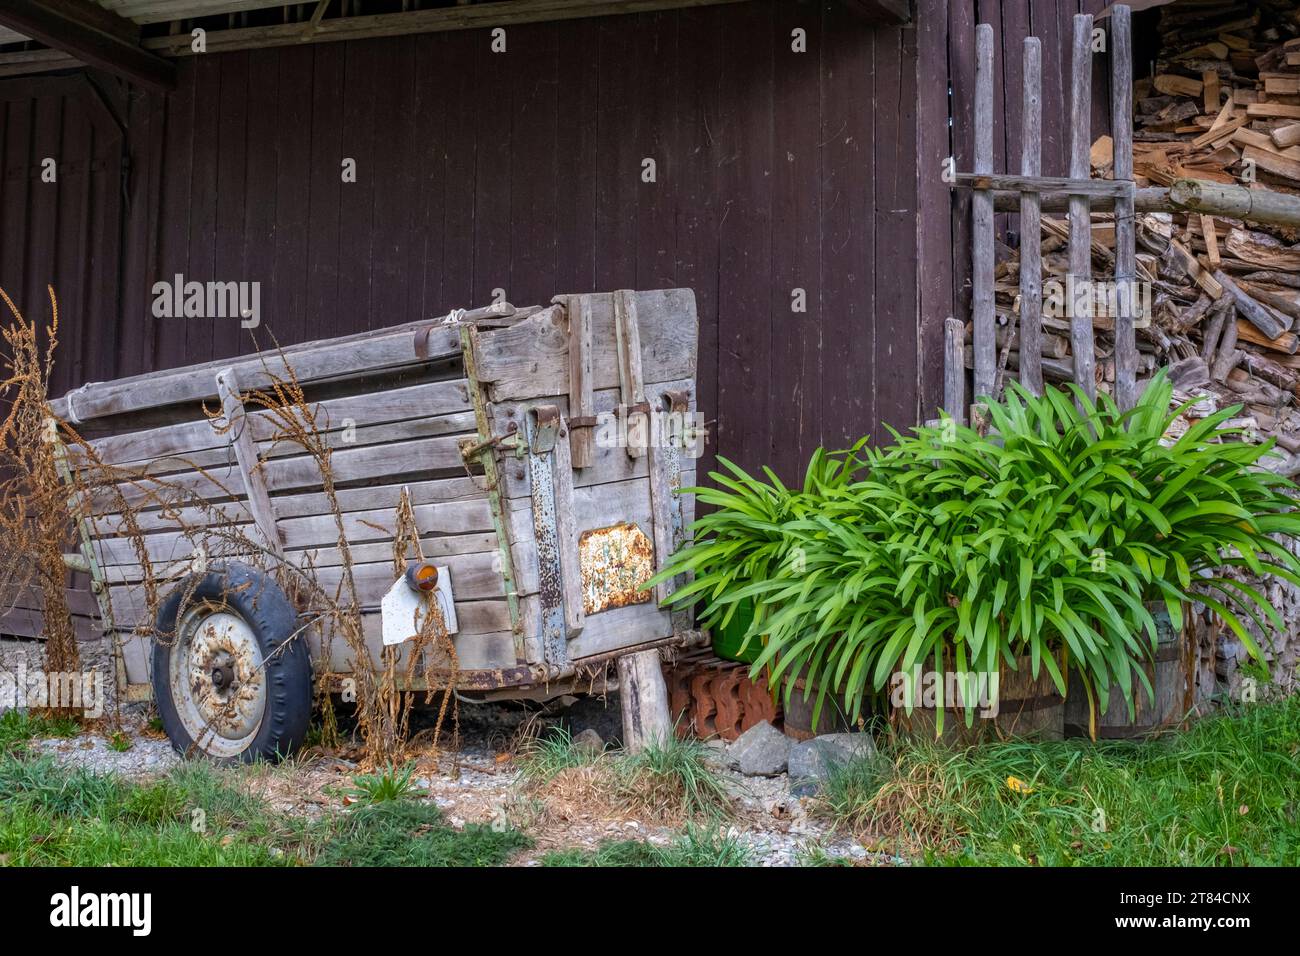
[1064,605,1190,739]
[783,672,853,740]
[890,653,1065,744]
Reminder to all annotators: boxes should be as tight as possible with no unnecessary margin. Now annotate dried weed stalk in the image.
[0,286,80,707]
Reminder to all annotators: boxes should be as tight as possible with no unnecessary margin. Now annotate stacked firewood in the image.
[1133,0,1300,464]
[968,1,1300,472]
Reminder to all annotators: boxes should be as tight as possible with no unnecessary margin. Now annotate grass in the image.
[518,729,734,823]
[0,710,79,754]
[0,750,527,867]
[316,801,528,867]
[815,697,1300,866]
[541,824,753,867]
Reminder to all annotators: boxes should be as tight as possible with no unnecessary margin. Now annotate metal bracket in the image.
[529,404,560,455]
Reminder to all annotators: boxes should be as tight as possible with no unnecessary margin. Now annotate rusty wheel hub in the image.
[169,605,267,758]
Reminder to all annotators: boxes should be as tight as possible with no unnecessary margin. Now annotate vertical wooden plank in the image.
[1033,1,1066,176]
[441,31,478,308]
[716,1,774,464]
[916,0,954,421]
[87,99,124,396]
[944,316,967,424]
[118,89,164,380]
[565,294,595,468]
[337,40,380,334]
[672,6,721,488]
[874,23,919,432]
[613,289,647,460]
[0,99,33,307]
[242,49,279,356]
[305,43,344,339]
[187,54,222,367]
[213,52,249,360]
[154,64,194,373]
[510,22,560,308]
[634,12,678,293]
[594,15,639,290]
[819,2,874,449]
[1111,3,1138,411]
[1020,35,1044,396]
[972,23,996,403]
[270,44,314,349]
[26,93,61,352]
[948,0,977,338]
[772,0,823,477]
[369,36,417,328]
[554,17,599,296]
[214,366,283,558]
[474,26,514,305]
[411,32,449,321]
[1069,12,1096,401]
[58,94,90,389]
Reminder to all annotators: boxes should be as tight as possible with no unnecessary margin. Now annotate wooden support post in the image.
[1020,36,1044,397]
[1069,13,1097,402]
[943,317,967,424]
[972,24,996,403]
[214,368,283,558]
[563,294,595,469]
[618,648,672,752]
[1112,4,1139,411]
[613,290,647,460]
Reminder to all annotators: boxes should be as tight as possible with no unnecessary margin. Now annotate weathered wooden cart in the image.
[49,288,702,760]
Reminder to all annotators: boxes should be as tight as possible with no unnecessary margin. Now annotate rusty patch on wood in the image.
[578,522,654,615]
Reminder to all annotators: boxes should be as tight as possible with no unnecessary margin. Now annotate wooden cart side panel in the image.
[79,378,473,468]
[52,323,466,422]
[475,289,698,402]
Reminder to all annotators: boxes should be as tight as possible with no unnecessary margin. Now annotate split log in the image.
[1215,269,1289,340]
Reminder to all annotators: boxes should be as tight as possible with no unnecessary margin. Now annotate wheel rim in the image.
[168,603,267,758]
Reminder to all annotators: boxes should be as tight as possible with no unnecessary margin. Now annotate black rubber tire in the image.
[152,563,311,764]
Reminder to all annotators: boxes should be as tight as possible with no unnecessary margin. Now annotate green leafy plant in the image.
[341,762,422,804]
[653,371,1300,735]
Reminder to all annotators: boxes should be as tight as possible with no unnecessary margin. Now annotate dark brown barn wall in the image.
[0,75,123,399]
[0,1,1120,487]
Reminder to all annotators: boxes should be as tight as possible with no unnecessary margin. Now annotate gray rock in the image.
[727,721,791,777]
[571,727,605,755]
[788,733,876,796]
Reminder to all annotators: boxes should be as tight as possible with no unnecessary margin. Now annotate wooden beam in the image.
[0,0,174,91]
[1020,36,1044,397]
[952,172,1132,199]
[142,0,753,57]
[1068,13,1096,402]
[1111,4,1138,412]
[0,48,81,78]
[214,367,284,558]
[972,24,996,403]
[840,0,911,24]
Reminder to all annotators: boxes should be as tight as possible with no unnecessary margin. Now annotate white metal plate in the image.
[380,567,458,646]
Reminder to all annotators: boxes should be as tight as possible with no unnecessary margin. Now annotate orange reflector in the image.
[405,562,439,593]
